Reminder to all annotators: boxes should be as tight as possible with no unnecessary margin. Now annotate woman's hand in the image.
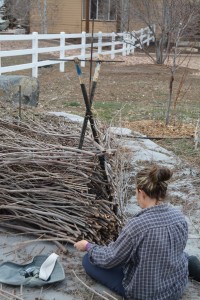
[74,240,88,251]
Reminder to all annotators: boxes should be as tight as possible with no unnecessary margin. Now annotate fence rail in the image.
[0,26,154,78]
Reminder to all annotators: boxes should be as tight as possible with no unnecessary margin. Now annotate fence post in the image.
[130,33,135,54]
[111,32,115,59]
[127,33,131,55]
[81,31,86,67]
[122,32,127,56]
[147,27,150,46]
[98,31,102,55]
[32,32,39,78]
[60,32,65,72]
[140,28,144,49]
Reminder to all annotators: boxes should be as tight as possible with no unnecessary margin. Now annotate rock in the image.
[0,75,39,107]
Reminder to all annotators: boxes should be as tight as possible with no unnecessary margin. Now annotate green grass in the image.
[176,105,200,121]
[157,138,200,167]
[93,101,132,121]
[64,101,81,107]
[93,101,168,123]
[94,101,124,111]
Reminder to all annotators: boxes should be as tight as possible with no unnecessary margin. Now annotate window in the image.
[91,0,97,19]
[82,0,116,21]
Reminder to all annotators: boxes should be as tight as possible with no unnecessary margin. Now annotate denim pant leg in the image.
[82,253,126,297]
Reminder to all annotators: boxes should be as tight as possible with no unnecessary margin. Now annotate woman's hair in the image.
[135,165,173,200]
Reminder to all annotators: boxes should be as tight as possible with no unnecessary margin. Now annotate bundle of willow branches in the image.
[0,116,122,245]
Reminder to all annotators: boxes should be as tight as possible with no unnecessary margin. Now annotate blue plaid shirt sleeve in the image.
[88,222,137,268]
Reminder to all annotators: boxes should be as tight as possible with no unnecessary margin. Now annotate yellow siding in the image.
[30,0,118,34]
[82,20,117,33]
[30,0,82,33]
[48,0,82,33]
[30,0,145,34]
[129,19,147,31]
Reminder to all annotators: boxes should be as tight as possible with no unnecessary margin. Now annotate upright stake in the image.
[18,85,22,120]
[74,58,100,149]
[75,57,110,198]
[79,60,101,149]
[89,18,95,98]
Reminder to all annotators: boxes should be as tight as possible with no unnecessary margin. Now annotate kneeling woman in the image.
[74,165,199,300]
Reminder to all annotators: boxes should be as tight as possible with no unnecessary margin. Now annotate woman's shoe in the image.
[188,255,200,282]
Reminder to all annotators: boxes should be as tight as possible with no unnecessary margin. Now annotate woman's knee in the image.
[82,253,126,297]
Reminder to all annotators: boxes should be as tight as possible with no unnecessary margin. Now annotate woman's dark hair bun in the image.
[149,166,172,183]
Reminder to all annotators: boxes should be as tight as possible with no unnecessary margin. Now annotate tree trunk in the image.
[43,0,48,34]
[165,73,174,125]
[155,33,169,64]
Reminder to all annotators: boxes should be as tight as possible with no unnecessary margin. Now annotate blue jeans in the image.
[82,254,200,298]
[82,253,126,297]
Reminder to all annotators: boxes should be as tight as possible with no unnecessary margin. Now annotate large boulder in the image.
[0,75,39,107]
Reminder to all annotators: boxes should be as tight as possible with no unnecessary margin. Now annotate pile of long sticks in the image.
[0,116,122,245]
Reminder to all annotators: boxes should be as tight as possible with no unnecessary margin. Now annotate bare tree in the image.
[4,0,31,31]
[118,0,200,125]
[165,20,194,125]
[126,0,200,64]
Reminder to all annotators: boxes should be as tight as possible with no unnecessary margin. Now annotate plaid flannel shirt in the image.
[88,204,188,300]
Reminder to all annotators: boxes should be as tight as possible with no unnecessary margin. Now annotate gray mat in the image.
[0,255,65,287]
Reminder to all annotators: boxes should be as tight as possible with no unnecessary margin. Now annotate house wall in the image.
[82,20,117,33]
[30,0,117,34]
[30,0,82,34]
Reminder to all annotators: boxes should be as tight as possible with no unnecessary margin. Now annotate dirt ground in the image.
[1,50,200,299]
[0,124,200,300]
[3,50,199,166]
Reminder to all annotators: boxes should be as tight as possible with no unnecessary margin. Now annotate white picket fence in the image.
[0,26,154,78]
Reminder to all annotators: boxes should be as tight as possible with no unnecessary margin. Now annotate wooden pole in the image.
[89,18,94,97]
[85,0,90,33]
[74,58,100,149]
